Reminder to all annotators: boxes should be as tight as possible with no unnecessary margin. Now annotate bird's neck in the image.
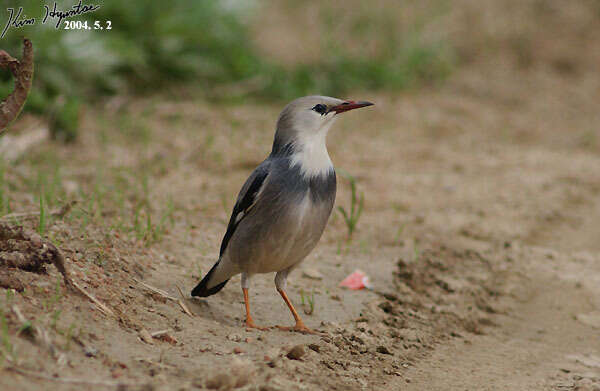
[289,130,333,180]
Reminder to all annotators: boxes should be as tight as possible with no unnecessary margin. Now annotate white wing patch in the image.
[233,173,268,225]
[234,211,245,224]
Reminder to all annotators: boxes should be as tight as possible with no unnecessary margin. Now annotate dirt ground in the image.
[2,1,600,390]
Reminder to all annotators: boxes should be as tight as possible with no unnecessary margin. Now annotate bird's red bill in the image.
[330,100,374,114]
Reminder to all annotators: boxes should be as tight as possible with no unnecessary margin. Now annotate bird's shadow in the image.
[185,295,241,327]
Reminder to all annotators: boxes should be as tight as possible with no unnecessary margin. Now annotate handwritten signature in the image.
[1,1,100,39]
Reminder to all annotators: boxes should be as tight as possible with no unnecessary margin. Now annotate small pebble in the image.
[84,346,98,357]
[206,373,230,389]
[227,334,242,342]
[376,345,392,355]
[302,268,323,280]
[286,345,305,360]
[308,343,320,353]
[111,369,122,378]
[139,329,154,345]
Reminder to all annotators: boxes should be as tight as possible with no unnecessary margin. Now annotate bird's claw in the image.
[245,320,269,331]
[275,323,322,335]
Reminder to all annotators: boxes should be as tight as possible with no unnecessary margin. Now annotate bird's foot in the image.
[245,319,269,331]
[275,322,322,335]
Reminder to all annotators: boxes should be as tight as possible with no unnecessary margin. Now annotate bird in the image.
[191,95,373,333]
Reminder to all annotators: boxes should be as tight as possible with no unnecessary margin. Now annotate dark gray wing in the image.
[219,161,271,257]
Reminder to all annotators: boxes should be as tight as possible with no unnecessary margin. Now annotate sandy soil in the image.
[2,1,600,390]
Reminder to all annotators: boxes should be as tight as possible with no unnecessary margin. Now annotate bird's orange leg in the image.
[275,288,320,334]
[243,288,268,330]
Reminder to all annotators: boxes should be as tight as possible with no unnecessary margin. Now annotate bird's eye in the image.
[311,104,327,115]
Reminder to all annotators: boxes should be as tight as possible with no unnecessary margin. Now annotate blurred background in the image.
[2,0,598,140]
[0,0,457,141]
[2,0,598,141]
[0,0,583,138]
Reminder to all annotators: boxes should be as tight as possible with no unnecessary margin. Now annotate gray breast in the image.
[225,158,336,275]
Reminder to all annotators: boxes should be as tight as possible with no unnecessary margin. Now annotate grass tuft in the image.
[0,309,15,366]
[337,170,365,240]
[300,289,316,315]
[38,192,46,236]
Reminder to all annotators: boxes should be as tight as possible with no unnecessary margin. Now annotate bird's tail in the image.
[191,261,229,297]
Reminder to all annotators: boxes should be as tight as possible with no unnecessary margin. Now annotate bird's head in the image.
[272,95,373,157]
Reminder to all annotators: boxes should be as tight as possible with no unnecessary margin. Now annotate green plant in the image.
[413,244,421,263]
[157,197,175,236]
[395,224,406,244]
[5,289,14,304]
[94,246,107,268]
[580,128,598,149]
[50,310,62,330]
[0,161,11,217]
[16,320,33,337]
[131,197,175,244]
[38,192,46,236]
[49,97,81,143]
[359,238,370,254]
[300,289,315,315]
[0,309,15,366]
[337,171,364,240]
[42,278,63,312]
[193,262,203,280]
[63,323,76,351]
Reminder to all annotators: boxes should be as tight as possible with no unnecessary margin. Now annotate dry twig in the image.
[71,280,115,317]
[138,328,154,345]
[136,357,176,369]
[0,201,76,222]
[0,38,34,132]
[135,279,175,300]
[176,284,194,317]
[150,329,170,337]
[9,367,137,387]
[134,278,194,317]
